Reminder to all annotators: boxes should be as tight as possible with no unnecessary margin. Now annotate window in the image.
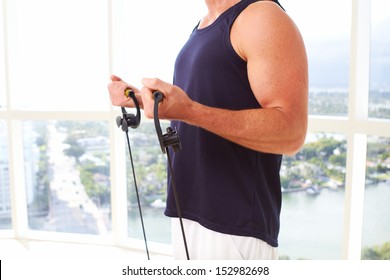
[23,120,111,235]
[0,120,11,230]
[284,0,351,117]
[7,0,109,111]
[369,0,390,118]
[124,122,171,243]
[0,1,10,230]
[1,0,389,260]
[279,133,346,259]
[361,136,390,260]
[279,0,351,259]
[0,0,6,111]
[361,0,390,260]
[116,0,206,244]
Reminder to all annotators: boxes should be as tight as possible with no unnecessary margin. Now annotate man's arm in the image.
[141,2,308,156]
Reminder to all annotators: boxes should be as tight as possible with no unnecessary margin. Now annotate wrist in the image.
[181,101,203,126]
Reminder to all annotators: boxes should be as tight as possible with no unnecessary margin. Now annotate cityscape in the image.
[0,0,389,263]
[1,88,389,259]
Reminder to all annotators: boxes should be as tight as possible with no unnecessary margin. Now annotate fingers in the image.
[111,74,122,82]
[140,78,165,119]
[107,74,146,111]
[140,78,178,120]
[107,75,131,107]
[139,86,155,119]
[141,78,171,96]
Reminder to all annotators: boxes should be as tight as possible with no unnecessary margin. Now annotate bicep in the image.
[239,4,308,114]
[247,42,308,115]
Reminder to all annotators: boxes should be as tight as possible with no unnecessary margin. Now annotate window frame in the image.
[1,0,389,259]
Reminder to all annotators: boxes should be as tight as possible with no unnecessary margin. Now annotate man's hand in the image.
[140,78,193,121]
[107,75,143,108]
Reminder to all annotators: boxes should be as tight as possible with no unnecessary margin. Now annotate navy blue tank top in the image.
[165,0,283,247]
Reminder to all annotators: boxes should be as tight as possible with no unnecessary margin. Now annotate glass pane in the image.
[361,136,390,260]
[8,0,109,111]
[0,120,12,229]
[279,133,347,259]
[125,122,171,244]
[369,0,390,119]
[0,89,5,112]
[120,0,206,85]
[119,0,206,245]
[284,0,351,116]
[0,0,6,111]
[24,120,111,235]
[0,76,5,111]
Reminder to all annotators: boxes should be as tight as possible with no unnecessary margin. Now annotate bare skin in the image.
[108,0,308,156]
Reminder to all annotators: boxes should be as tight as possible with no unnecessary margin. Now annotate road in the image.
[45,122,108,235]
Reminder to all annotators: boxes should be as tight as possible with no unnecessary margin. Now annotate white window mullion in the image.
[7,119,29,238]
[2,0,29,238]
[109,117,129,246]
[343,0,371,260]
[344,133,367,259]
[0,0,6,109]
[308,116,349,134]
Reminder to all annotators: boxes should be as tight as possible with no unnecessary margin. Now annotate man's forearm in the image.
[182,101,306,155]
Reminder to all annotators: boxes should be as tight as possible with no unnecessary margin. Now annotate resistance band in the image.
[153,91,190,260]
[116,89,190,260]
[116,89,150,260]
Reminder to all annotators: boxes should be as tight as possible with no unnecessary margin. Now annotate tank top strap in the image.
[226,0,285,28]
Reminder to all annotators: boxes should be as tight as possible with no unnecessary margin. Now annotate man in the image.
[108,0,307,259]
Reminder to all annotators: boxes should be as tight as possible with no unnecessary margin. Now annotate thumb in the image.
[111,74,122,82]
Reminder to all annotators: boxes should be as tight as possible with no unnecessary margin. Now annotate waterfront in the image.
[2,180,388,259]
[1,121,388,259]
[128,181,390,260]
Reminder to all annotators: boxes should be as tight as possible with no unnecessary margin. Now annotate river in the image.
[13,181,389,259]
[128,182,390,260]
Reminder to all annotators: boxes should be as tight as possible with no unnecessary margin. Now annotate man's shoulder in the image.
[238,1,290,30]
[232,1,302,55]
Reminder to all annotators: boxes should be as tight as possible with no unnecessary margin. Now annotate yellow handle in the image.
[124,88,134,97]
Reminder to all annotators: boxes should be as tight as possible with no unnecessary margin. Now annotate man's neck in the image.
[200,0,240,28]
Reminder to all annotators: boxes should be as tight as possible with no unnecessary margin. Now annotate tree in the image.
[362,242,390,260]
[64,145,85,161]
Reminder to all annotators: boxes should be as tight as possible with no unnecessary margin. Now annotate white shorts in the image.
[171,218,278,260]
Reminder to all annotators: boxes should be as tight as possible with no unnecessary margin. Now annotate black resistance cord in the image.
[116,89,150,260]
[116,89,189,260]
[153,91,190,260]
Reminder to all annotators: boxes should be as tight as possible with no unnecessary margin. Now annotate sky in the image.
[286,0,390,88]
[1,0,389,111]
